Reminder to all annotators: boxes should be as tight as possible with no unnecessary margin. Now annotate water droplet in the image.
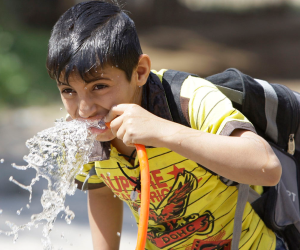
[0,159,4,163]
[84,87,87,90]
[13,234,18,243]
[26,204,30,209]
[60,108,63,111]
[16,208,23,215]
[0,209,3,214]
[117,232,121,236]
[107,172,110,177]
[69,93,72,96]
[114,195,116,198]
[9,176,13,181]
[101,73,104,77]
[130,190,138,201]
[262,168,265,173]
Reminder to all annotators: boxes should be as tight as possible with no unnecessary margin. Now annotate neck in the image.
[111,138,136,165]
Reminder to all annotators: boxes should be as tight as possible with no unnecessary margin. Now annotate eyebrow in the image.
[85,76,111,84]
[57,76,111,86]
[57,82,70,87]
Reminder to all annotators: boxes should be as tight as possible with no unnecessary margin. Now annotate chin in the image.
[96,134,115,142]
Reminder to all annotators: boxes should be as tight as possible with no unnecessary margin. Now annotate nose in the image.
[78,97,97,118]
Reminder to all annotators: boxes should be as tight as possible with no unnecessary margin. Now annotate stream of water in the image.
[0,118,98,249]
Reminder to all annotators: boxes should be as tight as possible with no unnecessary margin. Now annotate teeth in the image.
[97,120,106,130]
[81,119,107,130]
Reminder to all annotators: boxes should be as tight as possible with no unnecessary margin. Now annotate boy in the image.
[46,1,283,250]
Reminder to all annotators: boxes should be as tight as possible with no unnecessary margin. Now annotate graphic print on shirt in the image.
[187,230,232,250]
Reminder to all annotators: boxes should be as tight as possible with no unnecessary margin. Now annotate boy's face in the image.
[57,66,141,142]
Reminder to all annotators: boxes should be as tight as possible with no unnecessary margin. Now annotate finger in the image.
[104,104,135,123]
[122,131,136,147]
[115,123,126,141]
[109,115,124,136]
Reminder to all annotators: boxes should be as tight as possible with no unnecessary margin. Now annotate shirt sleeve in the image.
[183,76,256,136]
[75,162,105,190]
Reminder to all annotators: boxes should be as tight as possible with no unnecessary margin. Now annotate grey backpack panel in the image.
[272,146,300,229]
[294,91,300,153]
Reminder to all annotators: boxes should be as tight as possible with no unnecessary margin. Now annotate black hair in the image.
[46,1,143,83]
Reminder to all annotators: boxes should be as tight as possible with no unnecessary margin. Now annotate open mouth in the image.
[85,119,107,130]
[85,119,108,134]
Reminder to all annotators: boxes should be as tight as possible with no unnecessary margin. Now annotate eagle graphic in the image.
[147,166,199,239]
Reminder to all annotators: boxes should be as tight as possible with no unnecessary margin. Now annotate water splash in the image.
[0,118,98,249]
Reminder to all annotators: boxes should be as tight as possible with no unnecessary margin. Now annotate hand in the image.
[104,104,167,147]
[66,114,73,122]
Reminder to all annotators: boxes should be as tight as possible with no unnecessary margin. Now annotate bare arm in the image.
[88,186,123,250]
[106,104,282,187]
[157,123,282,186]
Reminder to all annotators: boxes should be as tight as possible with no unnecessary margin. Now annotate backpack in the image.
[160,68,300,250]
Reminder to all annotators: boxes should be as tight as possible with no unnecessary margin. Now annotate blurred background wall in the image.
[1,0,300,108]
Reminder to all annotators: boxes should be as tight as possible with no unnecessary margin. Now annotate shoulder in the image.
[151,69,218,97]
[150,69,168,82]
[180,75,219,99]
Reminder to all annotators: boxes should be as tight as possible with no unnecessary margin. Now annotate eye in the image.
[61,88,76,94]
[94,84,107,90]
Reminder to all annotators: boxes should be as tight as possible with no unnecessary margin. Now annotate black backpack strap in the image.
[162,70,198,127]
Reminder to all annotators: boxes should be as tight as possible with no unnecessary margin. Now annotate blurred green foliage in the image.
[0,26,60,108]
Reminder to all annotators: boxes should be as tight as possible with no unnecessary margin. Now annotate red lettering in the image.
[170,234,178,240]
[119,176,130,193]
[162,237,170,244]
[150,191,161,203]
[155,190,163,201]
[161,188,169,197]
[150,175,157,189]
[150,214,211,248]
[107,177,122,192]
[177,229,187,237]
[100,174,111,189]
[187,224,195,232]
[151,170,167,188]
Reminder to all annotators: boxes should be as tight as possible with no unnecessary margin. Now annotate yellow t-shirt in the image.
[75,69,275,250]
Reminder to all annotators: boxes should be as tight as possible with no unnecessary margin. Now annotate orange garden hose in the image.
[105,122,150,250]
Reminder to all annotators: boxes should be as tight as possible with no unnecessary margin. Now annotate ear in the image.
[134,54,151,87]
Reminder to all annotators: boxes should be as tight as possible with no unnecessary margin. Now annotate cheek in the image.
[61,98,76,117]
[114,85,137,104]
